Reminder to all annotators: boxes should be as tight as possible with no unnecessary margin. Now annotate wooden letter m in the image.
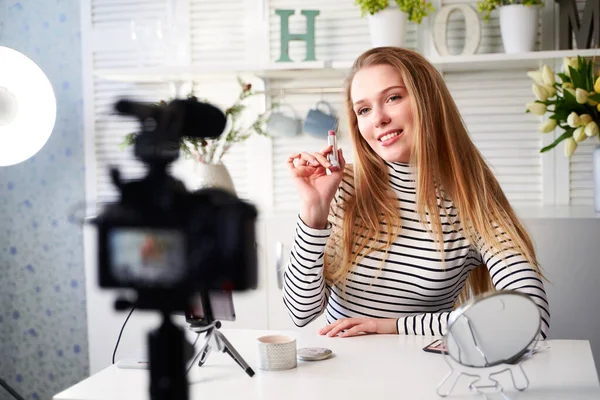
[556,0,600,49]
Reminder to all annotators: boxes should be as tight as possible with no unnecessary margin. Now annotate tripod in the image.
[186,291,254,377]
[187,319,255,377]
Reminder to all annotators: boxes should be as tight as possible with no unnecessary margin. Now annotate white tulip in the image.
[579,114,593,126]
[567,112,580,128]
[570,58,579,70]
[564,137,577,157]
[542,65,555,86]
[526,102,546,116]
[527,71,545,86]
[585,121,599,137]
[565,88,577,98]
[563,57,572,77]
[544,85,556,98]
[532,84,549,101]
[539,119,557,133]
[562,82,574,89]
[573,127,587,142]
[576,88,589,104]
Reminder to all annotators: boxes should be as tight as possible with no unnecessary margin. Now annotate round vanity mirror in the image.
[444,291,541,368]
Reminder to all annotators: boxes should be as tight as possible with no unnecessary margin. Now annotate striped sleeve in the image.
[397,312,453,337]
[474,233,551,339]
[282,216,331,327]
[395,235,550,338]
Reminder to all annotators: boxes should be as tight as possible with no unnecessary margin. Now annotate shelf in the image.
[429,48,600,73]
[93,49,600,83]
[93,61,344,83]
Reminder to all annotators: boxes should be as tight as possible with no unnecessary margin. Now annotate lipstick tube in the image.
[327,130,339,168]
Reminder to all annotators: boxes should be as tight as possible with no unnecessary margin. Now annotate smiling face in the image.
[350,64,415,163]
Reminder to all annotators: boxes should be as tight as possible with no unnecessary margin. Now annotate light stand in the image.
[0,377,26,400]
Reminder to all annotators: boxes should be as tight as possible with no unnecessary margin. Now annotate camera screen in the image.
[109,228,186,287]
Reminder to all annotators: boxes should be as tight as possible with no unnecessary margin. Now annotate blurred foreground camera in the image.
[93,97,258,313]
[91,96,259,400]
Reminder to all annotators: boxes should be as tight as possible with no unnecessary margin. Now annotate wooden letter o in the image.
[433,4,481,57]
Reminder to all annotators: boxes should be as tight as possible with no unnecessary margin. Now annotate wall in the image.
[523,218,600,377]
[0,1,87,399]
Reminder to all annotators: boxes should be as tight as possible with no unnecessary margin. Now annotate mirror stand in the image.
[436,335,543,400]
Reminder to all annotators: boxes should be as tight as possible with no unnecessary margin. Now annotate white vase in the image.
[193,162,236,195]
[367,6,408,48]
[499,5,540,54]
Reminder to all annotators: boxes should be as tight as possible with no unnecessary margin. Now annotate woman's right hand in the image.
[287,144,346,229]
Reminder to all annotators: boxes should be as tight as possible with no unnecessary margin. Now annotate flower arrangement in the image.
[525,56,600,157]
[355,0,435,24]
[476,0,544,23]
[122,79,274,164]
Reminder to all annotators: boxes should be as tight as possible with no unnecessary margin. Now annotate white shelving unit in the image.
[93,49,600,83]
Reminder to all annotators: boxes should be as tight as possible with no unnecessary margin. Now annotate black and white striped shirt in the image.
[283,161,550,338]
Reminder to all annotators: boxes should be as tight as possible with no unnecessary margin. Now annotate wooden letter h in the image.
[275,9,320,62]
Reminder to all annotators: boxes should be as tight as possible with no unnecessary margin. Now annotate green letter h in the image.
[275,9,320,62]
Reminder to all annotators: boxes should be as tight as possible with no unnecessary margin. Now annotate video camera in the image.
[91,96,258,400]
[93,96,258,312]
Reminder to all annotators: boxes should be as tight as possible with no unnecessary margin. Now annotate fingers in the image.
[338,147,346,170]
[287,151,330,168]
[318,320,338,336]
[319,144,333,155]
[287,154,324,179]
[288,145,345,174]
[338,325,366,338]
[319,318,360,337]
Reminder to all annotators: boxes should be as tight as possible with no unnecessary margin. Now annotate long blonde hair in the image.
[324,47,544,304]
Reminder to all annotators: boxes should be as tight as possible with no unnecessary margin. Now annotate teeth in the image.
[379,131,401,141]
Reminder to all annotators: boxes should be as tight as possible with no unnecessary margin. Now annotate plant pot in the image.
[367,6,408,48]
[499,5,540,53]
[193,162,236,195]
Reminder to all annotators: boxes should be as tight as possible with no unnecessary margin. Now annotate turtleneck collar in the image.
[384,160,417,190]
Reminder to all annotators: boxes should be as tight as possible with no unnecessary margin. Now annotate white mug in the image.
[256,335,297,371]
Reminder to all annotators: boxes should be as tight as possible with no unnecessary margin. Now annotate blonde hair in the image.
[324,47,544,304]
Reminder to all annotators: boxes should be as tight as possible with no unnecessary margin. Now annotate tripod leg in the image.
[195,328,214,368]
[198,345,211,367]
[214,330,255,377]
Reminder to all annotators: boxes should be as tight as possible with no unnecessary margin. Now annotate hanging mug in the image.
[266,103,301,137]
[303,101,338,139]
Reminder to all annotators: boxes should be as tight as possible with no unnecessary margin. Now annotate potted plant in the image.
[355,0,435,48]
[122,79,274,194]
[476,0,544,53]
[525,56,600,210]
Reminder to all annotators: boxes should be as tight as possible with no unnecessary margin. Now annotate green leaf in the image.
[558,73,571,84]
[550,109,570,122]
[569,65,587,89]
[589,93,600,102]
[561,87,588,114]
[583,58,593,91]
[540,130,573,153]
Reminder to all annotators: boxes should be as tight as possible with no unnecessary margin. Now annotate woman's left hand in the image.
[319,317,396,338]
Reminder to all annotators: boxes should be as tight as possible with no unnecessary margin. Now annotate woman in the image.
[283,47,550,339]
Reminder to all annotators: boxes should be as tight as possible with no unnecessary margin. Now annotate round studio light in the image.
[0,46,57,166]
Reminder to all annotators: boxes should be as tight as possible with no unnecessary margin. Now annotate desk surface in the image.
[55,329,600,400]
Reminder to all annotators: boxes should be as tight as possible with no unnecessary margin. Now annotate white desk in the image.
[55,329,600,400]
